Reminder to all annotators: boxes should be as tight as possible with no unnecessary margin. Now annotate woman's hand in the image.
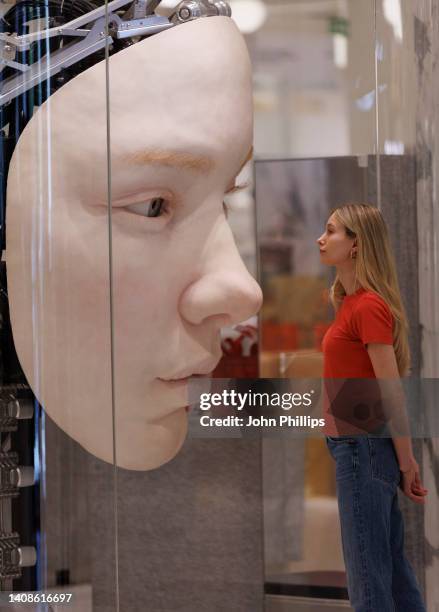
[399,459,428,504]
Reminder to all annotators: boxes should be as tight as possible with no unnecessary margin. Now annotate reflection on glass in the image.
[244,0,377,159]
[1,1,263,604]
[376,0,416,155]
[256,156,372,600]
[1,0,116,598]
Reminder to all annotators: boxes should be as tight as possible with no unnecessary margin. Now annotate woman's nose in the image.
[317,234,325,245]
[179,220,263,327]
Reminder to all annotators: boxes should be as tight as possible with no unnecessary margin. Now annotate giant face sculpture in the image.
[6,16,262,470]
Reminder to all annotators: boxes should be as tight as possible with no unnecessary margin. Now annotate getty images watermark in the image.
[197,389,324,429]
[187,378,439,437]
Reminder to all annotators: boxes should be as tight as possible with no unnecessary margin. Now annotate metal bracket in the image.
[0,532,21,580]
[0,452,35,498]
[171,0,231,24]
[0,532,36,580]
[109,13,173,39]
[0,17,111,106]
[0,452,19,499]
[0,392,34,433]
[0,0,133,51]
[123,0,162,20]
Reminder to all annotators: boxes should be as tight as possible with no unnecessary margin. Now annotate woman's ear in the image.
[350,239,358,259]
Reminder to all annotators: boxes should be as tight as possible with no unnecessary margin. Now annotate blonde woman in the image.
[317,203,427,612]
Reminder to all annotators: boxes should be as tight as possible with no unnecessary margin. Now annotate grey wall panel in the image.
[367,153,425,596]
[45,424,264,611]
[367,155,421,374]
[112,438,264,612]
[44,417,93,587]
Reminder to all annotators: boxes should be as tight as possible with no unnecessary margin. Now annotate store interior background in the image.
[3,0,438,611]
[226,0,438,610]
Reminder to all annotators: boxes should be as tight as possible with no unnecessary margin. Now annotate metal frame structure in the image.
[0,0,231,106]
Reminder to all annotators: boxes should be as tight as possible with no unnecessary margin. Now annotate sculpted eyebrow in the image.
[115,146,253,175]
[117,149,215,172]
[239,146,253,172]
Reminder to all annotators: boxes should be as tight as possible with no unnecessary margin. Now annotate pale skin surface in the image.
[6,17,262,470]
[317,213,428,504]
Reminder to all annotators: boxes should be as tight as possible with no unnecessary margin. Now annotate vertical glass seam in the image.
[104,3,120,611]
[374,0,382,210]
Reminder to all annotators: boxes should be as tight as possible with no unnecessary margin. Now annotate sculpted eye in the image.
[226,182,248,195]
[126,197,167,218]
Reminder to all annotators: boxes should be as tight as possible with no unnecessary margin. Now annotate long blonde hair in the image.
[329,203,410,376]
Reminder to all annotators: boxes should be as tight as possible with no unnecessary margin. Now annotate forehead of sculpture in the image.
[9,16,252,188]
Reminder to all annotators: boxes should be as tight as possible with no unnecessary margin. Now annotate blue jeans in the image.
[326,436,426,612]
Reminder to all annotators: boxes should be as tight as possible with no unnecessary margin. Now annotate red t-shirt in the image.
[321,288,394,434]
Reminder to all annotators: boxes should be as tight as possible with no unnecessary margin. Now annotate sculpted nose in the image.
[179,219,262,327]
[179,270,262,327]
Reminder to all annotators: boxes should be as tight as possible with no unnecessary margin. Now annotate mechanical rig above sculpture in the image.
[0,0,232,106]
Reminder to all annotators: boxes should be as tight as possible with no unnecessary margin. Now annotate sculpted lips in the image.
[158,377,191,388]
[158,358,221,384]
[160,373,210,384]
[157,374,212,393]
[151,365,218,422]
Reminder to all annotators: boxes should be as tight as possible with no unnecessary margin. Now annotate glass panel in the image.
[252,0,434,607]
[250,0,377,159]
[256,156,374,601]
[1,0,116,606]
[246,0,379,602]
[3,1,435,610]
[375,1,433,603]
[108,7,264,610]
[375,0,416,155]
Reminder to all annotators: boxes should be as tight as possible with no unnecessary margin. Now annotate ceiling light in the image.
[229,0,268,34]
[383,0,403,41]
